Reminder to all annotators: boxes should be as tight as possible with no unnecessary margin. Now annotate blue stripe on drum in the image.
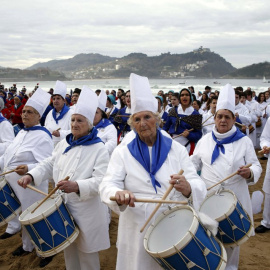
[217,201,252,245]
[154,223,223,270]
[24,203,77,252]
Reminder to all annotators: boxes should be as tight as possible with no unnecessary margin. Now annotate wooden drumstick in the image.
[258,147,270,155]
[110,197,188,205]
[26,185,48,196]
[207,164,252,191]
[31,176,69,213]
[117,115,130,118]
[140,169,184,233]
[202,114,213,125]
[0,169,16,176]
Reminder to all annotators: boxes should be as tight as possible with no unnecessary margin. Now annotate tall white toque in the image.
[25,87,51,116]
[74,86,98,124]
[53,80,67,99]
[98,90,107,111]
[216,83,235,114]
[130,73,157,115]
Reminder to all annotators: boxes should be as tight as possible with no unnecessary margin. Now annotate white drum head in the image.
[200,190,236,220]
[147,208,194,253]
[20,196,61,224]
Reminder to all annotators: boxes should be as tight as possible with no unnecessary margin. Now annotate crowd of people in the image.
[0,77,270,270]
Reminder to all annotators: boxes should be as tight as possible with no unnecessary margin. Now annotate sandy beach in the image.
[0,155,270,270]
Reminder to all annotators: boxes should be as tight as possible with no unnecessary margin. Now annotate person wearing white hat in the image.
[0,97,14,156]
[191,84,262,270]
[45,80,73,147]
[18,86,110,270]
[0,88,54,263]
[94,90,117,156]
[99,73,206,270]
[255,118,270,234]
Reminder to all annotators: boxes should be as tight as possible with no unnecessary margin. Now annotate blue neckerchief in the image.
[0,113,7,123]
[95,118,112,129]
[63,127,102,154]
[23,126,52,139]
[52,104,70,124]
[211,129,245,164]
[127,129,172,193]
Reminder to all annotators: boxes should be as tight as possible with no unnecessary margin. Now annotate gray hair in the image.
[0,98,4,111]
[128,111,161,130]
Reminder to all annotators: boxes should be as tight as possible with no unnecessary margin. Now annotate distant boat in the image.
[263,76,270,83]
[213,81,220,84]
[179,80,186,84]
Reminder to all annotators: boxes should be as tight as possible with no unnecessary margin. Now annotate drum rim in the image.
[0,206,22,227]
[0,177,8,189]
[199,189,238,222]
[19,195,62,224]
[144,205,199,258]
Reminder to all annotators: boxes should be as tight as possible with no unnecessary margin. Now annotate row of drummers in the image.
[0,77,265,270]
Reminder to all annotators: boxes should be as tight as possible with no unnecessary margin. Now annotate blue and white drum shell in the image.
[19,195,79,257]
[199,189,253,248]
[144,205,227,270]
[0,178,22,227]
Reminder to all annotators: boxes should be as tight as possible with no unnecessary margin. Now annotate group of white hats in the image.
[25,74,235,125]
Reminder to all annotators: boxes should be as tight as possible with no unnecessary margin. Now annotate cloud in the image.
[0,0,269,69]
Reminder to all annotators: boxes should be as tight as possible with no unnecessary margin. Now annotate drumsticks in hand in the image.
[31,176,69,213]
[207,164,252,191]
[140,169,184,233]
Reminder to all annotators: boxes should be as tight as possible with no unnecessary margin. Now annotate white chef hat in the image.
[98,90,107,111]
[25,88,51,116]
[73,85,97,124]
[53,80,67,99]
[216,84,235,114]
[130,73,157,115]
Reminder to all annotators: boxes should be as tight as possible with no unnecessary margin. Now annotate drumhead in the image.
[200,190,236,220]
[146,206,195,253]
[19,195,62,224]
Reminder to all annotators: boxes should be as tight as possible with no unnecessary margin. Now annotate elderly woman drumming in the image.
[99,73,207,270]
[18,87,110,270]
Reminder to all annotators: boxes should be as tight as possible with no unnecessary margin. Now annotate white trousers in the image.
[64,242,100,270]
[225,246,240,270]
[261,192,270,228]
[6,215,21,234]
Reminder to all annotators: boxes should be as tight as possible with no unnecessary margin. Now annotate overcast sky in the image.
[1,0,269,69]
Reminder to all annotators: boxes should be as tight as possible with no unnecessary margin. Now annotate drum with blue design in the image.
[0,178,22,227]
[19,195,79,257]
[144,205,227,270]
[200,189,253,247]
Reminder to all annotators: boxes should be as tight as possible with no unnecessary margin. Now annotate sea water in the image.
[1,78,269,95]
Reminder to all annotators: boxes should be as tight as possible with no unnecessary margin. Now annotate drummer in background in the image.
[70,88,81,111]
[18,86,110,270]
[99,73,206,270]
[201,96,218,135]
[255,117,270,233]
[190,84,262,270]
[9,96,24,128]
[155,95,167,127]
[94,90,117,156]
[163,89,202,155]
[192,99,204,114]
[0,88,54,265]
[105,94,119,123]
[45,80,73,147]
[113,90,131,143]
[0,97,14,156]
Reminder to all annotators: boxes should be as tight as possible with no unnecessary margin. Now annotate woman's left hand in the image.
[169,174,191,197]
[57,180,79,194]
[237,166,251,179]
